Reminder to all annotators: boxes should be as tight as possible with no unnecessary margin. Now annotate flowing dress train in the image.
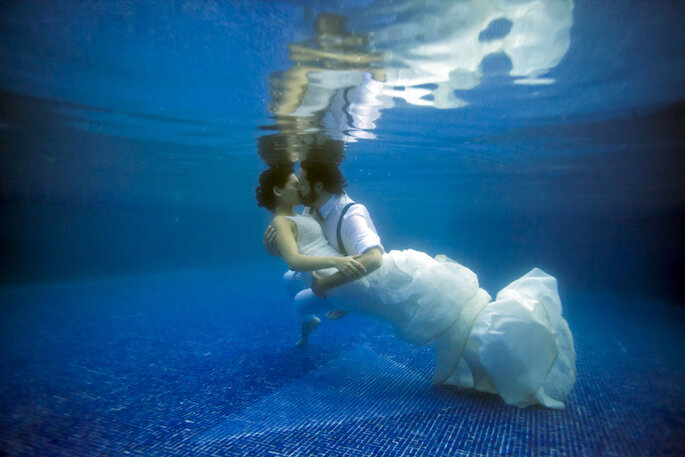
[287,214,576,408]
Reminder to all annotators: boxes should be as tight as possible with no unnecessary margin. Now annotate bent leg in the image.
[293,288,330,347]
[283,270,310,300]
[295,316,321,348]
[293,288,331,322]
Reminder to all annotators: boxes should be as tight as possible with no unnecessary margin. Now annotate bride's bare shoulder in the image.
[272,214,293,224]
[271,215,297,235]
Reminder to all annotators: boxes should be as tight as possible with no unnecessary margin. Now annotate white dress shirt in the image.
[303,192,383,256]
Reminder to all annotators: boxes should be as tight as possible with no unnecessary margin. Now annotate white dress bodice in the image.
[286,214,341,259]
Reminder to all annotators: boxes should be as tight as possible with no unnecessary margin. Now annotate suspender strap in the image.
[337,203,356,256]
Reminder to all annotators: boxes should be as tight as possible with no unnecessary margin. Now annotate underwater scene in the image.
[1,0,684,456]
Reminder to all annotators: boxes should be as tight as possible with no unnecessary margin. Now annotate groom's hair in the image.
[300,160,347,195]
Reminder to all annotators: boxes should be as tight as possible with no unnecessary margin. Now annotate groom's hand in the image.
[311,272,327,298]
[263,224,280,257]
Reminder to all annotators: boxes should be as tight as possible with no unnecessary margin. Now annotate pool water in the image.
[1,0,684,456]
[1,267,683,456]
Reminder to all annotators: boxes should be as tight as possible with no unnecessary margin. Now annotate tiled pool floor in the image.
[1,266,684,456]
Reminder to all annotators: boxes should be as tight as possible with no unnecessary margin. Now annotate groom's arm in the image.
[311,247,383,297]
[312,206,384,297]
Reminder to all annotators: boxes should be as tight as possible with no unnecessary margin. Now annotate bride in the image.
[256,166,577,409]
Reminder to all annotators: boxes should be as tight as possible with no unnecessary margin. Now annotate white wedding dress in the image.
[287,214,577,409]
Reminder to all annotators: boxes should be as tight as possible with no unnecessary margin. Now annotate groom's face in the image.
[297,167,317,206]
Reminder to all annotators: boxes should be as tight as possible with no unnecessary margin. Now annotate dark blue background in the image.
[1,0,683,301]
[1,3,685,456]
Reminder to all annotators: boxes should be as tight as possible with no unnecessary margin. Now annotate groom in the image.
[264,158,384,345]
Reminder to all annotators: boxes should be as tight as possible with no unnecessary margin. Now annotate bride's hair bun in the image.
[256,166,294,211]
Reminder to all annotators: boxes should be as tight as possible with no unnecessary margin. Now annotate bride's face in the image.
[276,173,302,207]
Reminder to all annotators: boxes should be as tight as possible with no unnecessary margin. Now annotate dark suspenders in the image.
[337,203,356,256]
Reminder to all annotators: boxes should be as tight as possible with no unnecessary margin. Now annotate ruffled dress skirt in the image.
[326,249,577,409]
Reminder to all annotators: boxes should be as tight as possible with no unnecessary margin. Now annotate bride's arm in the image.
[311,247,383,297]
[272,216,366,276]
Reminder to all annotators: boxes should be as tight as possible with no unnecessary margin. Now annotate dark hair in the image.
[306,136,345,165]
[256,166,294,211]
[257,133,294,167]
[300,160,347,195]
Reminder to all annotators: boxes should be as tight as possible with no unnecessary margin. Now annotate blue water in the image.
[1,1,684,456]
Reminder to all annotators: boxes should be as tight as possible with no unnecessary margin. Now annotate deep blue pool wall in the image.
[0,176,685,301]
[5,199,682,299]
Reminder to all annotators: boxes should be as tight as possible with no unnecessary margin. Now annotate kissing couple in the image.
[256,159,576,409]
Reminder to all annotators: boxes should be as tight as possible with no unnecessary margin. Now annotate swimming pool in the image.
[1,1,683,455]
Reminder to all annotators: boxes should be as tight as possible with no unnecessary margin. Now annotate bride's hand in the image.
[332,256,367,278]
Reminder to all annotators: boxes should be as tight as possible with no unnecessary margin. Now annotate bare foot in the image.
[295,316,321,347]
[326,310,348,320]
